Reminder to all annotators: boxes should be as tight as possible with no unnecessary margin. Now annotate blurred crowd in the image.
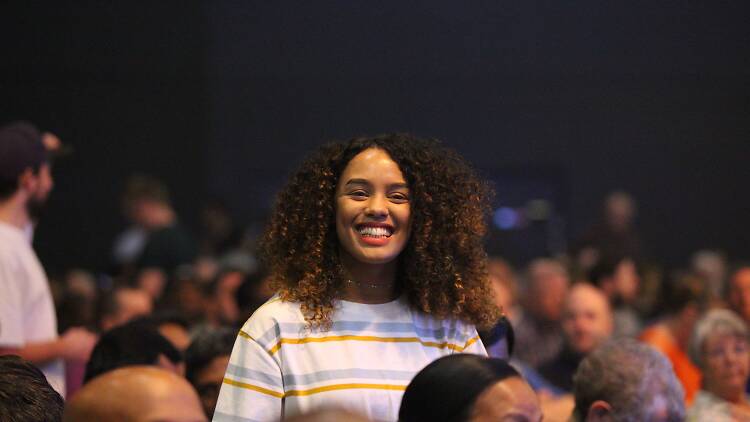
[3,122,750,422]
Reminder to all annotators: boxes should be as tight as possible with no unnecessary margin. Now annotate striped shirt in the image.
[213,295,486,422]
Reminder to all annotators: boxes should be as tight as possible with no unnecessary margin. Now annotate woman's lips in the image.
[355,224,394,246]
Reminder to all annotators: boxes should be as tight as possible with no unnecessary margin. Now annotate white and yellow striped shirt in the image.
[213,295,486,422]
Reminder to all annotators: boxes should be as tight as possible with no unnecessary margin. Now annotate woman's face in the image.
[335,148,412,266]
[703,333,750,398]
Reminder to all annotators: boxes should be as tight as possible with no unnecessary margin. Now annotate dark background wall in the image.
[2,2,749,273]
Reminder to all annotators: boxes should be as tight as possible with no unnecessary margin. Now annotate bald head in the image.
[562,284,613,355]
[65,366,206,422]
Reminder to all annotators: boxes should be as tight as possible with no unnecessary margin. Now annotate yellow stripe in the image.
[237,330,253,341]
[222,378,284,398]
[462,336,479,350]
[286,383,406,397]
[267,335,472,355]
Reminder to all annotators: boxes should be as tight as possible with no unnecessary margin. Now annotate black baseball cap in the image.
[0,121,47,182]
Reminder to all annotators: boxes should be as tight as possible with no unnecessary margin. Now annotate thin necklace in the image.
[345,279,394,289]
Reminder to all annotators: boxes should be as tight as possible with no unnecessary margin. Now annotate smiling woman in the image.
[213,134,501,422]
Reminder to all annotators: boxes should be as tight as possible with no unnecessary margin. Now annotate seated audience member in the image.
[538,283,613,392]
[124,174,198,274]
[514,258,570,368]
[98,285,153,331]
[57,269,99,332]
[203,269,246,327]
[687,309,750,421]
[572,191,642,274]
[148,313,192,353]
[185,327,236,418]
[84,319,183,383]
[399,354,542,422]
[588,255,642,338]
[487,257,520,320]
[640,273,709,404]
[728,264,750,325]
[64,366,206,422]
[0,355,64,422]
[572,338,685,422]
[691,249,727,301]
[135,267,169,305]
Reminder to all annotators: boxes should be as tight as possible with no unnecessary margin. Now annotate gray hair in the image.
[688,308,749,369]
[573,338,685,422]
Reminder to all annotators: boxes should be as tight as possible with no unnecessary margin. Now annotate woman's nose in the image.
[365,195,388,217]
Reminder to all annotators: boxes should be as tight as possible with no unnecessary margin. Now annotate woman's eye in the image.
[390,193,409,201]
[349,190,368,198]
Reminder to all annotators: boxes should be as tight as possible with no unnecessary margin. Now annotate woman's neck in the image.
[339,253,399,304]
[706,380,747,405]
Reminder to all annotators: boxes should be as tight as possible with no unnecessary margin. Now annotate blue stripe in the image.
[225,363,282,386]
[255,321,462,348]
[212,411,262,422]
[282,368,416,388]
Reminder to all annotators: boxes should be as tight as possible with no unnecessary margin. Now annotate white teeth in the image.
[358,226,392,237]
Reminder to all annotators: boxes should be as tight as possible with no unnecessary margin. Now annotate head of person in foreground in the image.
[399,354,541,422]
[64,366,206,422]
[572,338,685,422]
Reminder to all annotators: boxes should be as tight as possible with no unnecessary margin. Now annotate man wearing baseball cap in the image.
[0,121,96,396]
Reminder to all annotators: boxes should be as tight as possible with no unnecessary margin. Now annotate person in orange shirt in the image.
[639,273,709,404]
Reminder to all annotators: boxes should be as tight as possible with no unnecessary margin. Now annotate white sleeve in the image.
[213,331,284,422]
[0,259,24,347]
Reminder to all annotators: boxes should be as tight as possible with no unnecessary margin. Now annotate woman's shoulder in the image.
[240,295,305,337]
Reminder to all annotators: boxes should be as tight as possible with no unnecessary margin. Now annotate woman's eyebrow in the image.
[344,178,370,186]
[389,183,409,190]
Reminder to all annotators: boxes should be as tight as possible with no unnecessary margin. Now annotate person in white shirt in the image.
[0,121,96,396]
[214,134,501,421]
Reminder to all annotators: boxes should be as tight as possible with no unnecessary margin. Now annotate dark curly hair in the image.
[259,133,500,329]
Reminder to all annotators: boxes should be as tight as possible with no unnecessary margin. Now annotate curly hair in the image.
[259,133,500,329]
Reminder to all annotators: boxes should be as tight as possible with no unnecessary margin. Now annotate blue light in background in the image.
[493,207,518,230]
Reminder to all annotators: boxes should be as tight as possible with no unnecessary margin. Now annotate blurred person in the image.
[198,198,244,257]
[234,268,274,322]
[487,256,520,320]
[399,354,542,422]
[203,269,246,327]
[123,174,197,273]
[0,121,96,395]
[135,266,169,304]
[692,249,728,301]
[98,285,153,331]
[64,366,206,422]
[0,355,64,422]
[538,283,614,392]
[728,264,750,325]
[514,258,570,368]
[572,338,685,422]
[173,275,212,325]
[185,327,236,418]
[573,191,642,274]
[150,312,192,353]
[57,270,99,332]
[84,318,183,383]
[588,255,642,338]
[687,309,750,421]
[640,272,709,404]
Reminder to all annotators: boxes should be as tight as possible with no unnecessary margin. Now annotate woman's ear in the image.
[586,400,614,422]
